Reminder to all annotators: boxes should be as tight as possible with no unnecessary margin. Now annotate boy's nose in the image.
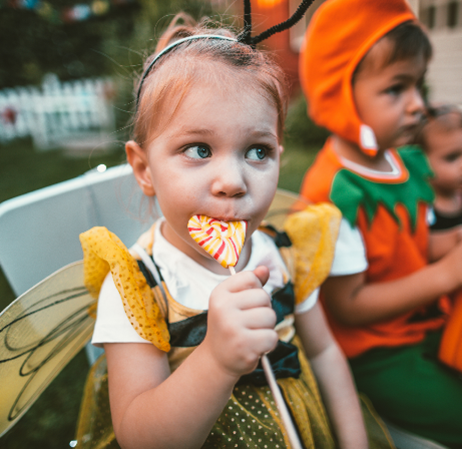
[211,158,247,197]
[408,87,425,116]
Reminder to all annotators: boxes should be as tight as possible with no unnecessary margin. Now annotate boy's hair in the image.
[417,105,462,151]
[354,21,433,79]
[134,14,288,147]
[299,0,427,156]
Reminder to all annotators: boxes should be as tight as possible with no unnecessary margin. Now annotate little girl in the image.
[418,105,462,261]
[77,12,393,449]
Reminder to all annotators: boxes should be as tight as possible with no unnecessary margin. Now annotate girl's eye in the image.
[184,145,211,159]
[246,147,268,161]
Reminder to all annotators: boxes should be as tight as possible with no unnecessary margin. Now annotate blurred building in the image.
[243,0,462,105]
[419,0,462,104]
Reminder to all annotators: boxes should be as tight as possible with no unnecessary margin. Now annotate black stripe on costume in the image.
[167,283,295,348]
[137,260,157,288]
[430,208,462,231]
[260,224,292,248]
[168,312,208,347]
[273,281,295,324]
[237,340,301,386]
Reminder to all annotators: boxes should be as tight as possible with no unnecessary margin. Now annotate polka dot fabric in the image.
[204,337,336,449]
[80,226,170,352]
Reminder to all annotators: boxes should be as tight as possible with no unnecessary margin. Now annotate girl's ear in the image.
[125,140,156,197]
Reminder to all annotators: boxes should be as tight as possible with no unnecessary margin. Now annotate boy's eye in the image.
[444,152,461,163]
[184,145,211,159]
[246,147,267,160]
[385,84,403,96]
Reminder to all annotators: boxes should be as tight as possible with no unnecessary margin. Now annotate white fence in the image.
[0,74,116,150]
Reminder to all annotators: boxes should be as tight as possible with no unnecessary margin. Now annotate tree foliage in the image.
[0,0,221,89]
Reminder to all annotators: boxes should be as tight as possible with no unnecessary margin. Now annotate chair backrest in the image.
[0,164,152,296]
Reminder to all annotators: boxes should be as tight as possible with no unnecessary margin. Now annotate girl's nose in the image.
[211,158,247,197]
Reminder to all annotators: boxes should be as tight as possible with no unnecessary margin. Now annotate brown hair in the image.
[133,13,288,147]
[417,105,462,151]
[354,21,432,79]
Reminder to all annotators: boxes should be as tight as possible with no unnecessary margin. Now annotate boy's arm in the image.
[323,239,462,326]
[428,227,462,262]
[295,302,369,449]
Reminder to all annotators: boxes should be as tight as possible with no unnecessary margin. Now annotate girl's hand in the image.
[203,266,278,378]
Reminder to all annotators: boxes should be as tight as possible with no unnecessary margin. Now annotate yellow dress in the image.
[76,204,395,449]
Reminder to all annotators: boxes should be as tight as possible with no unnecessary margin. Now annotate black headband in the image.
[136,35,238,109]
[136,0,315,110]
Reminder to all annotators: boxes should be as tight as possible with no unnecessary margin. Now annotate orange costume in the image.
[298,1,462,447]
[300,139,447,358]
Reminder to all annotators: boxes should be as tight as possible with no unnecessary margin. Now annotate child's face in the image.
[129,77,282,270]
[425,125,462,195]
[353,38,427,151]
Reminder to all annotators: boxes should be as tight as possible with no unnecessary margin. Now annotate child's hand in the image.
[439,239,462,291]
[203,266,278,378]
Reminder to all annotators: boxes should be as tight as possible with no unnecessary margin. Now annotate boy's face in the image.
[425,124,462,195]
[130,78,282,273]
[353,38,427,151]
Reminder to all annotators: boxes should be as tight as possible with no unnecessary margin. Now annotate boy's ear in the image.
[125,140,156,197]
[278,145,284,155]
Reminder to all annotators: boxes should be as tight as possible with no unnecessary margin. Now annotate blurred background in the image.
[0,0,460,447]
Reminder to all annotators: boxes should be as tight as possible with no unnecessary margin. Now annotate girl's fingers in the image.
[240,307,277,330]
[253,265,270,287]
[225,269,267,293]
[246,329,279,355]
[232,288,272,310]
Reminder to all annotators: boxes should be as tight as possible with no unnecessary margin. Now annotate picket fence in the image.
[0,74,116,150]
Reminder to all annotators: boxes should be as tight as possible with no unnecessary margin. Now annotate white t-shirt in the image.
[92,218,367,345]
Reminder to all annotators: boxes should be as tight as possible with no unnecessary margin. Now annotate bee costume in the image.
[75,1,394,447]
[77,203,394,449]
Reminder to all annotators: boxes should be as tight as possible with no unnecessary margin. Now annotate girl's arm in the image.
[105,267,278,449]
[322,238,462,326]
[428,226,462,262]
[295,302,368,449]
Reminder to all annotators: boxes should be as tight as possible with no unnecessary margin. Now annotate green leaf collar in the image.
[330,146,434,231]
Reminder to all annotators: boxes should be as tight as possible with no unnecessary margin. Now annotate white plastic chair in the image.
[0,164,150,296]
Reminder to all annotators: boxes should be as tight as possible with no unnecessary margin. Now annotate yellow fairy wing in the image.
[79,227,170,352]
[0,262,94,437]
[283,203,341,304]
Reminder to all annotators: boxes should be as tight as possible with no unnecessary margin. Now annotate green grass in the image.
[0,136,320,448]
[0,139,126,449]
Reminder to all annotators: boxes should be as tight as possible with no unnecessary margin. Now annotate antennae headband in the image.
[136,34,238,109]
[135,0,315,110]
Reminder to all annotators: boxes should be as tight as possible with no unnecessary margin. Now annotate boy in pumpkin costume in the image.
[298,0,462,447]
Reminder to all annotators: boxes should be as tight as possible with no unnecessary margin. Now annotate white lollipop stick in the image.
[187,215,302,449]
[228,265,303,449]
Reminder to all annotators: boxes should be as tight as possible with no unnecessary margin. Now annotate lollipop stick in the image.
[228,266,302,449]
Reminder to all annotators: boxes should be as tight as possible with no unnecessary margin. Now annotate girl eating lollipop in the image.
[78,6,394,449]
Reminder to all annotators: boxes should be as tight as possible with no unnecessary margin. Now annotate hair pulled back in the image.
[355,21,432,79]
[133,13,288,147]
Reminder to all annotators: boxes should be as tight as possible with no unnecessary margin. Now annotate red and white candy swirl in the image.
[188,215,248,269]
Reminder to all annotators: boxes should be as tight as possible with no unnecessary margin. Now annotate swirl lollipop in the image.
[188,215,247,274]
[187,214,303,449]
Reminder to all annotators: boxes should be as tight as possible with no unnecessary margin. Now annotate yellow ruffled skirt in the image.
[75,338,394,449]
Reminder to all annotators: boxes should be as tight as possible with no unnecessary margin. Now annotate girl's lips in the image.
[201,215,247,223]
